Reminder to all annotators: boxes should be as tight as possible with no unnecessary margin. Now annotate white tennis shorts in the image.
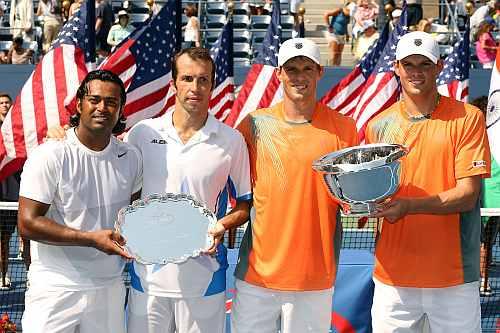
[231,279,334,333]
[127,288,226,333]
[21,282,126,333]
[371,278,481,333]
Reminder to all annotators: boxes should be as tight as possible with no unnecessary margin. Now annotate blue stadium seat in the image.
[233,42,251,59]
[203,30,220,45]
[233,3,250,16]
[206,2,226,15]
[130,13,149,27]
[233,15,250,29]
[234,30,251,43]
[250,15,271,30]
[205,14,226,29]
[282,29,293,41]
[234,58,251,66]
[281,15,294,30]
[251,30,266,45]
[280,0,290,15]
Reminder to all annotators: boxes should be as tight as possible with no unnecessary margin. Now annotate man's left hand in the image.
[373,198,410,223]
[204,221,226,255]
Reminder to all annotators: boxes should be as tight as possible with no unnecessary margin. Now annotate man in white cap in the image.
[230,38,359,333]
[366,31,491,332]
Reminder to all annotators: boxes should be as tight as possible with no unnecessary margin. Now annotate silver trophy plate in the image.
[115,193,217,265]
[312,143,408,216]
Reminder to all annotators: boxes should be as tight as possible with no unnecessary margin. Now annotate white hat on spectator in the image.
[118,10,129,17]
[395,31,440,64]
[391,8,402,18]
[362,19,375,31]
[278,38,321,66]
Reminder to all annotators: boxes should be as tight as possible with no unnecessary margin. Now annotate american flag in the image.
[0,0,95,181]
[99,0,181,129]
[437,23,470,102]
[224,0,283,127]
[209,17,235,121]
[321,6,409,141]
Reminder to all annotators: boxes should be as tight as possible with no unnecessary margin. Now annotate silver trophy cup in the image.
[312,143,408,216]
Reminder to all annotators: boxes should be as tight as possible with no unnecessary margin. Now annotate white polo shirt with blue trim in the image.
[126,112,252,298]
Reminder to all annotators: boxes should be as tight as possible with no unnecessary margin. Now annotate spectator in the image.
[324,4,351,66]
[0,0,6,27]
[290,0,304,37]
[37,0,62,54]
[406,0,423,27]
[353,0,378,37]
[390,7,402,30]
[470,0,497,40]
[107,10,133,48]
[354,19,379,61]
[0,93,26,290]
[475,18,497,69]
[183,4,200,48]
[9,0,34,42]
[0,51,8,64]
[417,18,432,33]
[95,0,114,57]
[7,36,34,64]
[0,92,11,123]
[470,95,500,296]
[68,0,83,18]
[248,0,264,15]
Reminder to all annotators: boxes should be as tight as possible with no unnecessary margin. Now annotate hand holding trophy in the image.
[313,143,408,216]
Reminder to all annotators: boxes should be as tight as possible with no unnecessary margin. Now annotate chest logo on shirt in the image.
[150,138,168,144]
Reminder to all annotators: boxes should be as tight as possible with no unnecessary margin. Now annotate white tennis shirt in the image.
[19,128,143,290]
[126,112,252,297]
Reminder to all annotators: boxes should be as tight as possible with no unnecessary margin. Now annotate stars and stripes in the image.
[209,17,235,121]
[224,0,282,127]
[0,0,95,181]
[320,22,390,116]
[99,0,181,129]
[321,5,409,141]
[437,22,470,102]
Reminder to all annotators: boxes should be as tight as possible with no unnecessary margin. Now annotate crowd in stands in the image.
[324,0,500,68]
[0,0,499,67]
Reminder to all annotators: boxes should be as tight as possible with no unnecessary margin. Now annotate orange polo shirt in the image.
[365,96,491,288]
[235,101,359,291]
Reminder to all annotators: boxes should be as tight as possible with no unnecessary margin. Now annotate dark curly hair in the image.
[71,70,127,134]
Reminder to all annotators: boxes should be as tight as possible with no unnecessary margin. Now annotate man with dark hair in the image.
[125,47,251,333]
[17,69,142,333]
[0,92,11,123]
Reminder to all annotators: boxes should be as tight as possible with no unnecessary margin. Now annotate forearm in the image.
[407,181,480,215]
[95,18,102,32]
[218,201,250,230]
[19,215,95,247]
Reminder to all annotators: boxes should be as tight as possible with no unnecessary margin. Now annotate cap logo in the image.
[414,39,422,46]
[295,43,303,49]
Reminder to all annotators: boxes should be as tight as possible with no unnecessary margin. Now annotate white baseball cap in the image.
[278,38,321,67]
[395,31,440,64]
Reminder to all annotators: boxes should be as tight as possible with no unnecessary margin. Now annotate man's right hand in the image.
[44,124,69,141]
[87,229,134,259]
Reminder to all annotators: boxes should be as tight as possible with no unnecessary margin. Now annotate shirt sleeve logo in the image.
[472,160,487,168]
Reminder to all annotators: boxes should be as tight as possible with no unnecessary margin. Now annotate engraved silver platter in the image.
[115,193,217,265]
[312,143,408,216]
